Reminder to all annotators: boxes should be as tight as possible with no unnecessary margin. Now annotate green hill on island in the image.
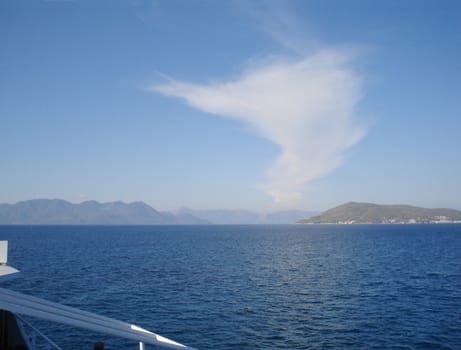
[298,202,461,224]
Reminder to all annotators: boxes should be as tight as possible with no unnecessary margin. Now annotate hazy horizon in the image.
[3,198,461,214]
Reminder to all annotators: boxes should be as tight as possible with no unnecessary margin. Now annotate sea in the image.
[1,224,460,350]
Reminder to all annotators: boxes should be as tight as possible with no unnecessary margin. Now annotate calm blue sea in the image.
[1,225,460,350]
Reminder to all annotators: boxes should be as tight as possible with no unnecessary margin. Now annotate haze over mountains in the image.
[3,200,460,225]
[0,199,208,225]
[0,199,315,225]
[178,208,317,225]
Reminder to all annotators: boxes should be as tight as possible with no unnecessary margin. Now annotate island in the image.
[298,202,461,224]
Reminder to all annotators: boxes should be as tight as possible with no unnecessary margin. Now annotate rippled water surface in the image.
[1,225,460,349]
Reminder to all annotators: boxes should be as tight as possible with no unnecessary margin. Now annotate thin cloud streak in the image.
[150,49,366,208]
[235,0,319,54]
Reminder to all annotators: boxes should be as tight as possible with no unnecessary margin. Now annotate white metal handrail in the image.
[0,288,196,350]
[16,314,63,350]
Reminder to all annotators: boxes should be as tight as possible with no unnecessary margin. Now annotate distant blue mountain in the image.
[177,208,317,224]
[0,199,209,225]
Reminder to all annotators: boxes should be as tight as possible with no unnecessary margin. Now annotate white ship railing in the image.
[0,241,196,350]
[0,287,196,350]
[16,314,63,350]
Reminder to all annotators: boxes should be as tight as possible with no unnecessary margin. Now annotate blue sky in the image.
[1,0,460,211]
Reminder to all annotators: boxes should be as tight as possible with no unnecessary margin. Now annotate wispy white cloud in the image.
[150,48,366,208]
[235,0,318,54]
[147,1,367,208]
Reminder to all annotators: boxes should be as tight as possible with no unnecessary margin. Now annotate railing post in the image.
[139,341,145,350]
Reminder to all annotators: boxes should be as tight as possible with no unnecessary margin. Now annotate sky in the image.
[1,0,460,212]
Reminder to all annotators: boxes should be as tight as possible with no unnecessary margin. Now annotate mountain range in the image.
[0,199,208,225]
[299,202,461,224]
[0,199,316,225]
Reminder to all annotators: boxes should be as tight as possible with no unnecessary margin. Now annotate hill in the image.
[0,199,209,225]
[298,202,461,224]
